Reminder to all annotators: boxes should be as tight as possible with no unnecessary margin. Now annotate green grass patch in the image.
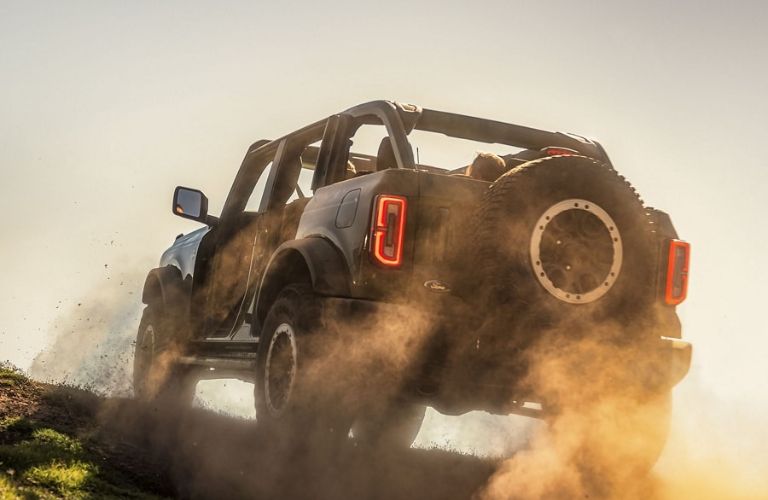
[0,425,158,499]
[29,429,83,455]
[0,473,26,500]
[0,417,35,435]
[0,367,27,388]
[24,460,94,496]
[0,470,61,499]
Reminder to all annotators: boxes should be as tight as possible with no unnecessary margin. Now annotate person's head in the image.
[467,152,506,182]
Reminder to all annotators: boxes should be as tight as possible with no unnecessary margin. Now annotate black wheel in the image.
[133,306,196,409]
[352,402,426,450]
[468,155,657,336]
[255,284,352,443]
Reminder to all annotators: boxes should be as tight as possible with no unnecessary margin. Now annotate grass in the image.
[0,418,35,435]
[0,367,27,388]
[0,366,160,499]
[0,422,159,499]
[0,423,87,498]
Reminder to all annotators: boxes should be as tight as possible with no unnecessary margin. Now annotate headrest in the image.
[272,156,302,205]
[376,137,397,171]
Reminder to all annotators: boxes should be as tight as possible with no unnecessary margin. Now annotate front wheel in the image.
[133,306,196,410]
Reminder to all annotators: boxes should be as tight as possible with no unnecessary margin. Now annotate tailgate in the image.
[411,171,488,296]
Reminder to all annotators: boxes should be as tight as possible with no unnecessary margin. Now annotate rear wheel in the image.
[254,284,352,444]
[352,402,426,450]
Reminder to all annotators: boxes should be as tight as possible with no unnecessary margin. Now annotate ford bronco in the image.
[133,101,691,466]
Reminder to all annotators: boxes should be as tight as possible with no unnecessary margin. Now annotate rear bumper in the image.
[323,296,692,413]
[650,336,692,389]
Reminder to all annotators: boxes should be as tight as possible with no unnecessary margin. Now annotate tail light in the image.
[542,147,579,156]
[664,240,690,305]
[370,194,407,267]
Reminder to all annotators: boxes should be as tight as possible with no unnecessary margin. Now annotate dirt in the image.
[0,367,497,499]
[6,364,761,500]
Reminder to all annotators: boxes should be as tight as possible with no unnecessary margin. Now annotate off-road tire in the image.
[133,305,196,409]
[254,284,352,444]
[352,402,426,450]
[468,155,657,335]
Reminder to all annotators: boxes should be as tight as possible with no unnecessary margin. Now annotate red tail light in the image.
[542,147,579,156]
[664,240,690,305]
[371,195,407,267]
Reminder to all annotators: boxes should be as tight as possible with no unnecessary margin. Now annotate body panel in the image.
[159,227,210,279]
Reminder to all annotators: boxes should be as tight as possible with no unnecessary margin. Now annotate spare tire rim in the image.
[530,199,622,304]
[264,323,297,417]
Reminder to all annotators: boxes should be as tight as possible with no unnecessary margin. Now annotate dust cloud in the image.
[477,325,670,499]
[475,324,768,500]
[20,247,767,499]
[654,378,768,500]
[25,279,768,499]
[28,270,145,396]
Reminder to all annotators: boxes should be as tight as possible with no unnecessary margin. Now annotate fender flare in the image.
[254,237,351,324]
[141,265,188,310]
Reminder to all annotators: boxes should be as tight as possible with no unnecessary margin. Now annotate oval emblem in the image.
[424,280,451,293]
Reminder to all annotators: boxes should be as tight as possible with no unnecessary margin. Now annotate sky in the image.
[1,0,767,478]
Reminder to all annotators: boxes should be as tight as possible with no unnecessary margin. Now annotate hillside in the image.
[0,365,496,499]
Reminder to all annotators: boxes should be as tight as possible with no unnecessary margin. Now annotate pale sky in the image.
[1,0,767,466]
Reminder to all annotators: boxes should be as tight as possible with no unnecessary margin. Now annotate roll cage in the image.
[220,100,611,225]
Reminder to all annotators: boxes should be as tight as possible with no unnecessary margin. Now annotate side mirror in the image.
[172,187,217,225]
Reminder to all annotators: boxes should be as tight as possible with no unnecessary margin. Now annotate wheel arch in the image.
[141,265,189,310]
[254,238,351,325]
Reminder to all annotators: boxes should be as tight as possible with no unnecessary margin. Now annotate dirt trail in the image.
[6,365,759,500]
[1,367,496,499]
[99,399,499,499]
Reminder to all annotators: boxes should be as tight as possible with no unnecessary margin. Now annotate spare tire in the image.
[467,155,657,335]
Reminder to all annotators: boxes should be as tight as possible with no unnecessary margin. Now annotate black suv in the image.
[134,101,691,468]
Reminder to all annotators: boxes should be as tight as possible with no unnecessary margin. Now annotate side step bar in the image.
[177,356,257,382]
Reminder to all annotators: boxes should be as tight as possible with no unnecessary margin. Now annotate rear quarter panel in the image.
[295,169,487,301]
[296,169,418,298]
